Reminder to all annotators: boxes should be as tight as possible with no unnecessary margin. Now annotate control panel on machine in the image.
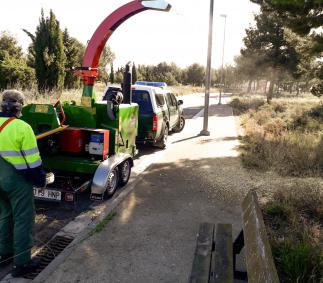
[88,134,105,155]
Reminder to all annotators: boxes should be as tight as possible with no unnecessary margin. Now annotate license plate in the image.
[33,188,62,201]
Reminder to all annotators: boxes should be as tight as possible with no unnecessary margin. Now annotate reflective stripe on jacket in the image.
[0,117,42,170]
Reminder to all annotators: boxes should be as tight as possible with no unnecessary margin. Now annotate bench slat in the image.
[242,190,280,283]
[189,223,215,283]
[210,224,233,283]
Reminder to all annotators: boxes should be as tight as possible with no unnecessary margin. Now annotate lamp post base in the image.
[200,130,210,136]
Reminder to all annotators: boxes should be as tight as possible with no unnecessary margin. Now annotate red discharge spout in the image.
[75,1,147,84]
[75,0,171,105]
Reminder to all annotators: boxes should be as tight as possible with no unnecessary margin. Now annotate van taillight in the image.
[152,114,158,132]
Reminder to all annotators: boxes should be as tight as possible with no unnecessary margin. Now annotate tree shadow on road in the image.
[173,136,238,145]
[183,104,235,119]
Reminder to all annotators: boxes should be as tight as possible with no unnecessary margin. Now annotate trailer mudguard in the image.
[91,154,134,197]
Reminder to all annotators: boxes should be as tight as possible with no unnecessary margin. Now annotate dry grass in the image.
[21,83,109,105]
[263,185,323,283]
[231,93,323,176]
[13,83,205,104]
[231,92,323,282]
[169,85,219,96]
[22,88,82,104]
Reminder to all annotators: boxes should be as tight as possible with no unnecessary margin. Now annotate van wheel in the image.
[173,116,185,132]
[156,124,169,149]
[105,167,119,197]
[119,160,131,186]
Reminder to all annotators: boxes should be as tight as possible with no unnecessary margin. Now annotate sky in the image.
[0,0,260,69]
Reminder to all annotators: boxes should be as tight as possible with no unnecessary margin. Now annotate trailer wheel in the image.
[119,159,131,186]
[105,167,119,197]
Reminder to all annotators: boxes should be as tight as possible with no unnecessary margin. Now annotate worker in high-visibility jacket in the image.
[0,90,46,277]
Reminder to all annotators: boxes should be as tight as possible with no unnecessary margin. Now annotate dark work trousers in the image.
[0,157,34,266]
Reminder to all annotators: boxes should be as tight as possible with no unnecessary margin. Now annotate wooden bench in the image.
[189,190,280,283]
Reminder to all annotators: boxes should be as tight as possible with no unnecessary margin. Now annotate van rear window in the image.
[132,90,153,114]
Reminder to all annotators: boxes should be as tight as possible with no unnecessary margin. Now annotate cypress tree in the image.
[110,64,115,84]
[132,63,137,84]
[63,28,84,89]
[33,9,66,92]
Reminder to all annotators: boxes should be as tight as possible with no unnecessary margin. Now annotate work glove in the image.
[29,166,47,188]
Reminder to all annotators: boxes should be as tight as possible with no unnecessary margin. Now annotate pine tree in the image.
[241,8,299,102]
[251,0,322,54]
[0,32,23,61]
[250,0,322,96]
[0,32,36,89]
[185,63,205,86]
[98,46,115,85]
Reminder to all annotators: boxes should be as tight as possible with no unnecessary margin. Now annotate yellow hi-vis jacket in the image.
[0,116,42,170]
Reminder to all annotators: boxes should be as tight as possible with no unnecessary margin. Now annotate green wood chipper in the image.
[20,0,171,203]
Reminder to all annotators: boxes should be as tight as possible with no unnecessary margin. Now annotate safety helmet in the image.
[1,90,25,116]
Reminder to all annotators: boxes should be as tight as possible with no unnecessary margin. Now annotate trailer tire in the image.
[105,167,119,197]
[119,159,131,186]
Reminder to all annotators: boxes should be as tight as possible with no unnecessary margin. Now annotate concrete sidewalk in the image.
[41,99,251,283]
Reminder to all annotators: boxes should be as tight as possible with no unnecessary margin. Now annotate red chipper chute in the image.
[75,0,171,107]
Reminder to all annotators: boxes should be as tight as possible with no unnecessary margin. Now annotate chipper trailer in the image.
[20,0,171,203]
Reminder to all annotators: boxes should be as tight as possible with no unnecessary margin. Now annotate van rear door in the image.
[132,90,154,139]
[165,92,178,128]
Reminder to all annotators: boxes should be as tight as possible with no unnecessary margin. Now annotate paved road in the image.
[40,92,247,283]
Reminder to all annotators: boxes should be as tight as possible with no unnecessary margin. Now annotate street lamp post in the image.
[200,0,214,136]
[218,14,227,105]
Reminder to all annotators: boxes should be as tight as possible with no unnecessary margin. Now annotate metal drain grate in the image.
[24,235,74,280]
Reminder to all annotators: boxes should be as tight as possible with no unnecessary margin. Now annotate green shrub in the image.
[230,96,265,115]
[240,132,321,176]
[309,105,323,120]
[273,103,287,113]
[274,240,322,283]
[263,187,323,283]
[266,204,289,219]
[236,97,323,176]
